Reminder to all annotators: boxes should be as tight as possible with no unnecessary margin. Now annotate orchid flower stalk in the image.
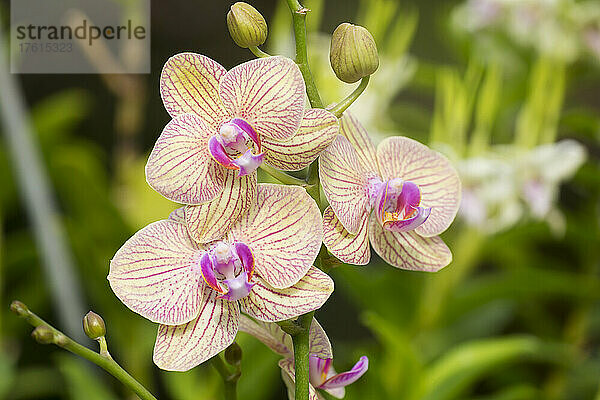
[239,315,368,399]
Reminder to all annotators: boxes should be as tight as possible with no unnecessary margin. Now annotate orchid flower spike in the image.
[146,53,338,241]
[320,113,461,271]
[239,316,368,399]
[108,184,333,371]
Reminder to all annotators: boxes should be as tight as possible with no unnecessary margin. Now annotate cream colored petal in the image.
[240,267,334,322]
[319,135,372,234]
[263,109,338,171]
[153,289,240,371]
[377,137,461,237]
[368,215,452,272]
[185,171,257,243]
[339,113,379,174]
[229,184,322,289]
[322,206,370,266]
[160,52,229,130]
[108,219,203,325]
[146,113,226,205]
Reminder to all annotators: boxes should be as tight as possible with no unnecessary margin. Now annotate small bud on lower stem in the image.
[83,311,106,340]
[32,325,55,344]
[227,2,268,48]
[224,342,243,367]
[330,23,379,83]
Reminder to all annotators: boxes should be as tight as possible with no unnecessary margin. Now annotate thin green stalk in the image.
[289,312,314,400]
[329,76,370,118]
[10,301,157,400]
[210,355,239,400]
[249,46,271,58]
[286,0,324,108]
[259,164,308,187]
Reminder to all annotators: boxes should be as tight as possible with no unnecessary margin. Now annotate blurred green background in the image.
[0,0,599,399]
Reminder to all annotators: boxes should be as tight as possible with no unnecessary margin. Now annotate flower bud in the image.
[83,311,106,340]
[227,2,268,48]
[224,342,243,366]
[32,325,55,344]
[330,23,379,83]
[10,300,29,317]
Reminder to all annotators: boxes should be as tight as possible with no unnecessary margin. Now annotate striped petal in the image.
[153,289,240,371]
[239,316,332,359]
[322,207,370,266]
[320,356,369,391]
[320,136,372,234]
[108,220,203,325]
[160,52,229,129]
[185,171,257,243]
[368,214,452,272]
[339,113,379,174]
[262,109,339,171]
[229,184,322,289]
[280,358,322,400]
[146,113,226,205]
[377,137,461,237]
[240,267,334,322]
[239,314,293,357]
[219,56,305,141]
[168,207,186,224]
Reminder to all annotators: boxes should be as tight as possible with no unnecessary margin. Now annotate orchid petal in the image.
[320,356,369,391]
[339,113,379,174]
[208,136,239,170]
[239,316,332,359]
[233,242,255,280]
[153,289,240,371]
[108,220,203,326]
[320,135,372,234]
[322,206,370,266]
[280,358,322,400]
[263,109,338,171]
[240,267,333,322]
[219,56,305,141]
[377,137,461,237]
[146,114,226,205]
[199,253,224,294]
[368,214,452,272]
[238,314,293,357]
[229,184,322,289]
[185,171,257,243]
[168,207,186,224]
[160,53,229,129]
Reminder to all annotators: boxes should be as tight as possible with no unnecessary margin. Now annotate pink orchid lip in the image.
[198,241,256,301]
[208,118,264,177]
[368,177,431,233]
[309,355,369,390]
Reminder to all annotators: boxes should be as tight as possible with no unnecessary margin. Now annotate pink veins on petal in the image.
[368,176,431,233]
[199,241,256,302]
[208,118,264,176]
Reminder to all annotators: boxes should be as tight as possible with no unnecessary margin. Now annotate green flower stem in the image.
[10,301,157,400]
[286,0,324,109]
[259,164,308,187]
[329,76,370,118]
[249,46,271,58]
[210,355,240,400]
[280,312,315,400]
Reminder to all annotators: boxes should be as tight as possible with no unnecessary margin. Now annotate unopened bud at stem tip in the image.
[10,300,29,317]
[227,2,268,48]
[83,311,106,340]
[330,22,379,83]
